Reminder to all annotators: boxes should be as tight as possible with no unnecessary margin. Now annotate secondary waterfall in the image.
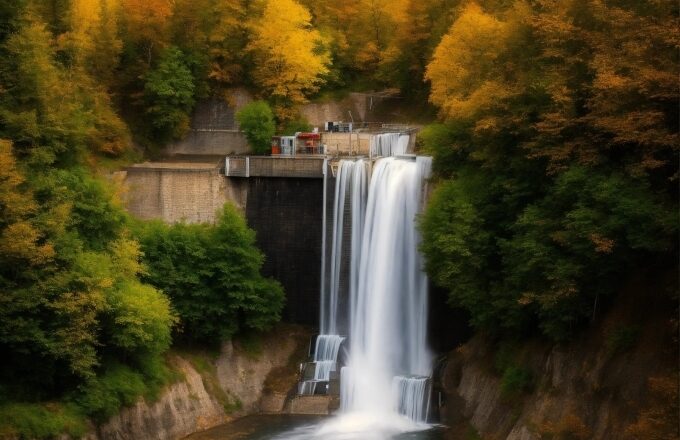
[320,160,368,335]
[370,133,411,157]
[298,334,347,395]
[301,160,369,396]
[392,376,431,422]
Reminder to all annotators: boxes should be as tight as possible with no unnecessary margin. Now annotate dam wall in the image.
[123,160,325,327]
[244,177,324,326]
[124,162,248,223]
[167,94,251,156]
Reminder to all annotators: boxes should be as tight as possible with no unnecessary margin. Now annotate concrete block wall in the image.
[321,132,373,156]
[166,92,253,156]
[167,130,250,156]
[124,164,248,223]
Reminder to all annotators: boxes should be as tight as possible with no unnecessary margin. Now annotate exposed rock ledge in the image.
[440,273,677,440]
[78,324,311,440]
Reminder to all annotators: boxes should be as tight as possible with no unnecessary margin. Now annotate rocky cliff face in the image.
[79,325,310,440]
[440,272,678,440]
[83,358,225,440]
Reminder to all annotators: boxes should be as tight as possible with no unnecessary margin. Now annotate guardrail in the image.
[224,157,249,177]
[224,156,325,178]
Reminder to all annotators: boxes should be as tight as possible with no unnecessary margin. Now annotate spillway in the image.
[340,155,432,425]
[293,136,433,437]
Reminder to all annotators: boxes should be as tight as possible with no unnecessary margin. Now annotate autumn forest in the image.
[0,0,678,438]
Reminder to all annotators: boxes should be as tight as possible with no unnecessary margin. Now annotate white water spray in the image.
[291,146,433,438]
[303,160,368,397]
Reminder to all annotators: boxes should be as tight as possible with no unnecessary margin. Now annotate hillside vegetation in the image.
[420,0,677,341]
[0,0,677,438]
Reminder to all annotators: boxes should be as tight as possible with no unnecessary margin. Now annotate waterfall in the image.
[392,376,431,423]
[288,155,434,439]
[298,334,346,395]
[370,133,410,157]
[302,160,367,397]
[320,160,368,335]
[340,156,432,424]
[314,334,345,363]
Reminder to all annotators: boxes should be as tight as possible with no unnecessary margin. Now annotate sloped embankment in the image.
[79,324,311,440]
[440,271,678,440]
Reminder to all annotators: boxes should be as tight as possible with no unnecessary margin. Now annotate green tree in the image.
[236,101,276,155]
[144,46,196,140]
[135,204,284,344]
[0,140,176,405]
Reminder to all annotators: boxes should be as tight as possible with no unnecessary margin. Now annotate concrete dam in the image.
[123,156,327,326]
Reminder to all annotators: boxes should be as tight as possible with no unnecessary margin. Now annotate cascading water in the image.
[301,160,368,396]
[370,133,411,157]
[340,156,432,424]
[298,335,346,395]
[283,154,434,439]
[392,376,432,422]
[320,160,368,335]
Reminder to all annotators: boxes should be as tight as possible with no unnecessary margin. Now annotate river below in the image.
[184,414,448,440]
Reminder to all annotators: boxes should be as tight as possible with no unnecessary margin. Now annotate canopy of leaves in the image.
[144,46,196,141]
[134,204,285,344]
[421,0,678,341]
[247,0,330,119]
[0,141,176,401]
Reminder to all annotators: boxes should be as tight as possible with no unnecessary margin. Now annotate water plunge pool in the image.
[183,414,447,440]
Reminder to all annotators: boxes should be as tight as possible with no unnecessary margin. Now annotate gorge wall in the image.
[439,270,678,440]
[79,325,311,440]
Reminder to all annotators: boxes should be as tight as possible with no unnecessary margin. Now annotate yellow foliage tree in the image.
[0,140,55,267]
[121,0,172,63]
[66,0,129,155]
[171,0,247,88]
[426,0,678,174]
[299,0,361,75]
[66,0,122,82]
[247,0,330,118]
[425,2,515,120]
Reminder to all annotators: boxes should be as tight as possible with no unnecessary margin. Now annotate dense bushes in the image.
[0,141,174,388]
[73,359,180,422]
[0,139,179,436]
[0,403,87,439]
[0,140,284,435]
[134,205,285,344]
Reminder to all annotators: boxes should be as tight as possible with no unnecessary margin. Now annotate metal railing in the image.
[224,157,249,177]
[224,156,325,178]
